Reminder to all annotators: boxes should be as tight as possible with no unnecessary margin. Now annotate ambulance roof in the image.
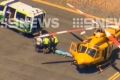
[0,0,44,17]
[0,0,14,5]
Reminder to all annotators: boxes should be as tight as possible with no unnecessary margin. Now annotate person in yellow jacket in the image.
[50,35,59,53]
[43,37,50,54]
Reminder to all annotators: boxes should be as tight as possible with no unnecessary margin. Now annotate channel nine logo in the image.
[0,17,60,29]
[0,17,120,29]
[72,18,120,29]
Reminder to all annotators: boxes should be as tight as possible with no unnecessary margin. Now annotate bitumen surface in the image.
[0,0,120,80]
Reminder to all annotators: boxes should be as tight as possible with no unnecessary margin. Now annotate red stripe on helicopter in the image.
[109,36,120,48]
[105,30,120,48]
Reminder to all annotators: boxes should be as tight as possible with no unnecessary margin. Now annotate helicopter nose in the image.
[74,53,94,65]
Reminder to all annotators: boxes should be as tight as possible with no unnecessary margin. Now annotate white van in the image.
[0,0,46,34]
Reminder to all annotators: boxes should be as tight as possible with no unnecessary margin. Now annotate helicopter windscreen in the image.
[78,45,97,57]
[87,48,97,57]
[78,45,87,53]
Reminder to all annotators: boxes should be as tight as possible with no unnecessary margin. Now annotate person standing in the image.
[6,9,11,24]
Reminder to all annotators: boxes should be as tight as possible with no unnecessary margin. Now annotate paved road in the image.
[0,0,120,80]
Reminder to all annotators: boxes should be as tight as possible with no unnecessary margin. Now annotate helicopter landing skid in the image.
[97,60,112,73]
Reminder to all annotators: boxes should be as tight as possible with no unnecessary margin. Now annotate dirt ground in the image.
[1,0,120,17]
[44,0,120,18]
[0,0,119,80]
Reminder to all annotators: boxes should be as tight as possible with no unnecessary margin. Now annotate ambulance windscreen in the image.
[32,14,44,33]
[0,5,4,11]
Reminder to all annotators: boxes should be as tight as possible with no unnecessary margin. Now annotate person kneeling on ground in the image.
[42,37,50,54]
[34,31,43,52]
[50,35,59,53]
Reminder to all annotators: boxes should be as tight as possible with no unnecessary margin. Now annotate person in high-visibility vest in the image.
[43,37,50,53]
[50,35,59,53]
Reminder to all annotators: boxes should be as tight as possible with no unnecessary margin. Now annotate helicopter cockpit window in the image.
[78,46,87,53]
[87,48,97,57]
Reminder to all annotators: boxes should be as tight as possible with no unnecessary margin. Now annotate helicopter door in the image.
[104,45,113,60]
[69,42,77,56]
[94,51,103,64]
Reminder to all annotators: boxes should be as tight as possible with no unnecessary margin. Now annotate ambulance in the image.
[0,0,45,34]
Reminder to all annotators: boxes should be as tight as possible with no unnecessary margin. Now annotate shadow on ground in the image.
[42,60,74,64]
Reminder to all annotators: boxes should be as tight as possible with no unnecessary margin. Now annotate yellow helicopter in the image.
[66,3,120,69]
[40,25,120,70]
[39,3,120,71]
[70,27,120,67]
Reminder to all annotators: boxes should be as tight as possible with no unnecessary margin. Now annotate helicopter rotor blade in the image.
[111,63,120,72]
[39,28,85,38]
[42,60,74,64]
[70,32,83,41]
[70,26,97,41]
[39,3,106,38]
[66,3,115,25]
[67,3,106,31]
[67,3,120,31]
[39,26,97,38]
[105,30,120,48]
